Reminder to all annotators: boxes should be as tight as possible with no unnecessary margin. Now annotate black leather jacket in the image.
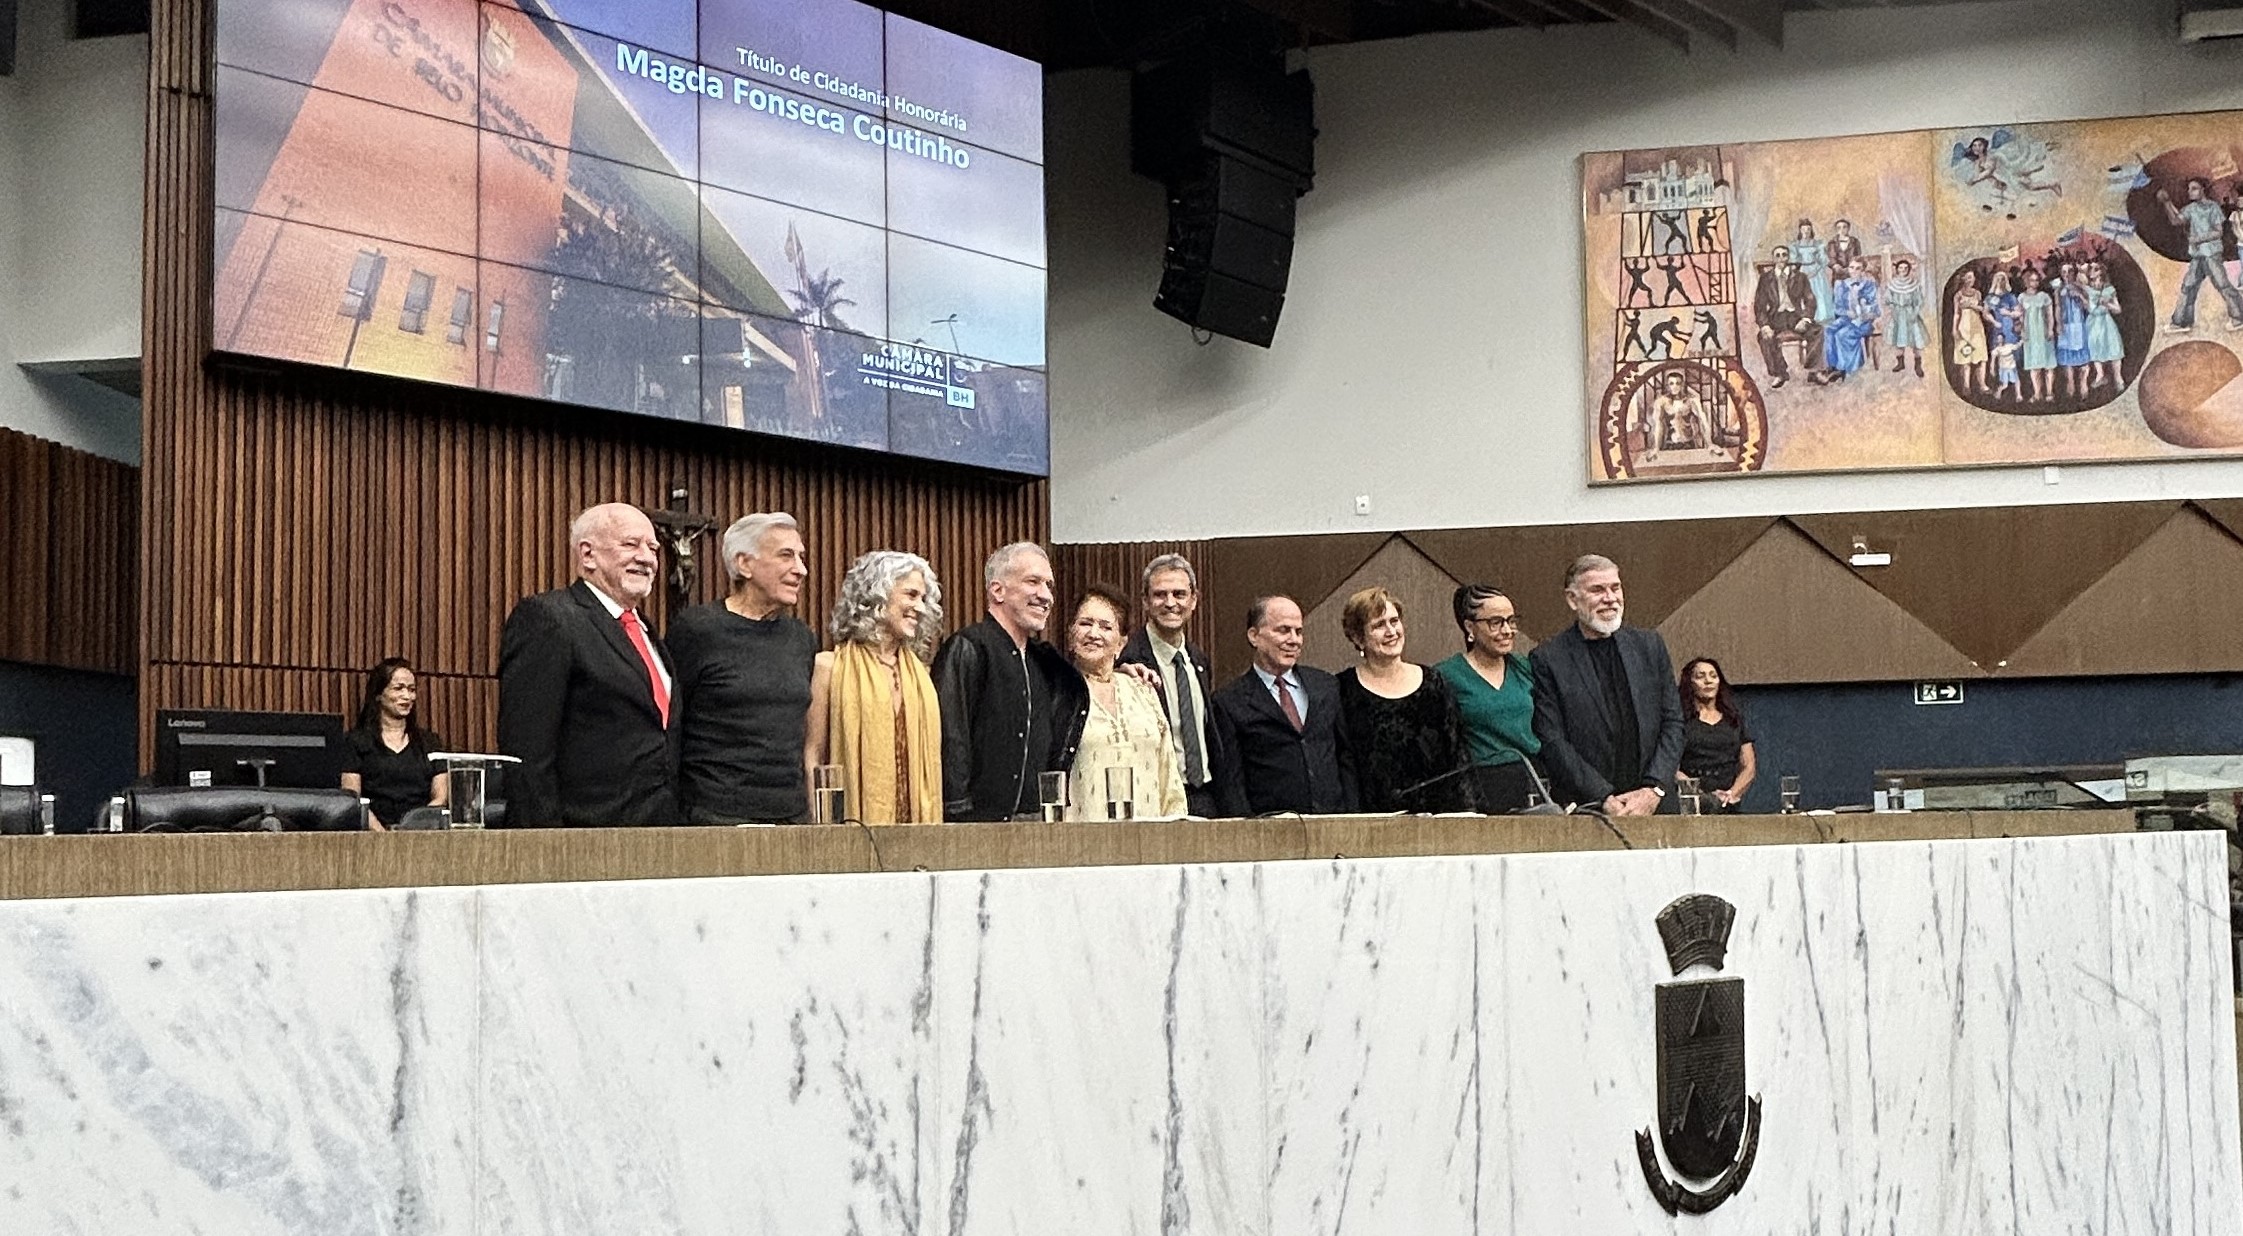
[932,618,1089,820]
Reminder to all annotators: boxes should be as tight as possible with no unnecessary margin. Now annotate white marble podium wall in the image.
[1,832,2235,1233]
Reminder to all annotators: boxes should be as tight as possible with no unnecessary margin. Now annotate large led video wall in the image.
[212,0,1048,474]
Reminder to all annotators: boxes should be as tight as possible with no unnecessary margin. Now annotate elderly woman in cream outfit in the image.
[1061,584,1186,820]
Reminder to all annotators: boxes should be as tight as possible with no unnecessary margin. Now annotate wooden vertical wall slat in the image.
[1047,540,1219,654]
[139,0,1050,763]
[0,427,138,676]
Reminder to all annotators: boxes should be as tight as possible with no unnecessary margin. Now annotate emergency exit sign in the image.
[1914,681,1965,705]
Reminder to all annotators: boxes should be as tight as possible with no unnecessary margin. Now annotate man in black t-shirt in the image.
[1528,554,1685,816]
[668,512,819,823]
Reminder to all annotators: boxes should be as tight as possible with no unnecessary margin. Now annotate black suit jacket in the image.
[931,618,1089,821]
[1753,266,1818,331]
[496,580,682,827]
[1117,626,1223,787]
[1209,665,1358,817]
[1527,623,1685,810]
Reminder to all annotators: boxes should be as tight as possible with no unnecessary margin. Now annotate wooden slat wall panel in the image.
[1063,499,2243,686]
[1047,540,1217,653]
[141,0,1047,763]
[0,427,138,676]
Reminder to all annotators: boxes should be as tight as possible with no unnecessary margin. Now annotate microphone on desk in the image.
[1386,763,1482,814]
[1516,759,1571,817]
[1388,762,1571,816]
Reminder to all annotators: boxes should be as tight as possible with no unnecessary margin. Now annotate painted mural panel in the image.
[1584,109,2243,482]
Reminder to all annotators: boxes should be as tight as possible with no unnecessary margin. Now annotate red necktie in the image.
[619,609,671,727]
[1273,676,1303,732]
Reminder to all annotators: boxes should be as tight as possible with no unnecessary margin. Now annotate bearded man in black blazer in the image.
[497,502,682,827]
[1528,554,1685,816]
[1209,595,1358,817]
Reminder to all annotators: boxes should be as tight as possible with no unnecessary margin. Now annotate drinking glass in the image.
[811,764,846,825]
[1879,776,1909,813]
[1104,766,1136,821]
[1676,774,1703,816]
[448,765,487,829]
[1038,770,1069,823]
[1779,775,1801,814]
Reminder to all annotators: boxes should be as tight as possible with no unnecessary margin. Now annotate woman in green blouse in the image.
[1432,583,1546,812]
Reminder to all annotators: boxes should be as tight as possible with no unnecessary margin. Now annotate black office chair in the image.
[395,806,450,831]
[126,787,367,833]
[0,786,54,836]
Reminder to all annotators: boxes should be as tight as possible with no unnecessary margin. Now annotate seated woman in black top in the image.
[1335,587,1475,813]
[340,657,447,831]
[1677,657,1756,813]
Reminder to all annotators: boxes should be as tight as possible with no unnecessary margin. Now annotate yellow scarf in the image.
[829,640,944,824]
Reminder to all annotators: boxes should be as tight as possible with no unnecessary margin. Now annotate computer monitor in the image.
[154,710,345,790]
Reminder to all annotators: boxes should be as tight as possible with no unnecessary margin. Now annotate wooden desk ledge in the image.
[0,810,2138,901]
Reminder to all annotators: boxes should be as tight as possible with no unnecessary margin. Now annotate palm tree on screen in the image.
[780,223,851,425]
[788,270,858,332]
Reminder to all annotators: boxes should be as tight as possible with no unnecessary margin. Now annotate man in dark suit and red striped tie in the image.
[497,502,682,827]
[1208,595,1358,817]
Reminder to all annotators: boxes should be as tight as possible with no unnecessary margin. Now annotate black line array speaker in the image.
[1133,54,1314,348]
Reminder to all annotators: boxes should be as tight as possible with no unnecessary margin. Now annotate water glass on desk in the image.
[1676,774,1703,816]
[1038,770,1068,823]
[810,765,846,825]
[1779,775,1801,814]
[1104,766,1135,821]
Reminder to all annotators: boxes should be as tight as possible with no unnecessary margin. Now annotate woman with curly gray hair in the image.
[805,551,946,823]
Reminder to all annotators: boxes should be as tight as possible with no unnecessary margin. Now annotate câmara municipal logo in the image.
[1635,892,1763,1215]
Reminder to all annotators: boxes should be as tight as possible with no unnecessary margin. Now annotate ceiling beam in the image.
[1511,0,1600,22]
[1228,0,1353,42]
[1458,0,1553,29]
[1567,0,1695,49]
[1673,0,1782,46]
[1629,0,1739,48]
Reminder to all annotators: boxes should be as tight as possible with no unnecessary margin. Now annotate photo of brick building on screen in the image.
[212,0,1051,473]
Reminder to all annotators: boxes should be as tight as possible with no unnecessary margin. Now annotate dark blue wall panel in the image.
[0,660,137,832]
[1731,674,2243,813]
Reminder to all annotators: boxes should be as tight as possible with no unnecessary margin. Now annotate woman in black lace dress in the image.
[1334,587,1476,813]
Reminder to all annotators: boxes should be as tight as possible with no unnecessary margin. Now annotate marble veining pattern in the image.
[0,887,479,1235]
[0,831,2233,1234]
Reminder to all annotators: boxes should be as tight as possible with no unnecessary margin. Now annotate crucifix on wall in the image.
[646,486,719,617]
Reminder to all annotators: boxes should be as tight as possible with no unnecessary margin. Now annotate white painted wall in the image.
[1046,0,2243,542]
[0,0,144,461]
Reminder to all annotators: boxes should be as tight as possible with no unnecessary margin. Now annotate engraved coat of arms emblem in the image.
[1636,892,1763,1215]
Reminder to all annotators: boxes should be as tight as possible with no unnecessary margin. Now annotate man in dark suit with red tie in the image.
[1208,595,1358,817]
[497,502,681,826]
